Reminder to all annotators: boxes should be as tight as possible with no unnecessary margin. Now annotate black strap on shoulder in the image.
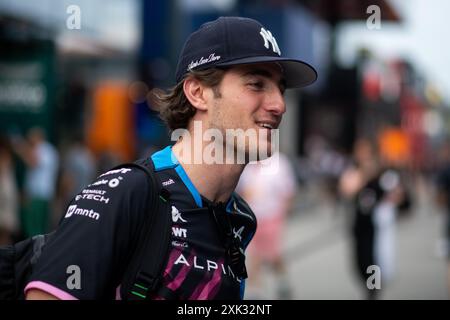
[113,157,172,300]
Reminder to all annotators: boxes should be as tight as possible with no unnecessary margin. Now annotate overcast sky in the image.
[337,0,450,104]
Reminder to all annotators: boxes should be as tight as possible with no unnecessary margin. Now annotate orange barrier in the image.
[87,82,135,162]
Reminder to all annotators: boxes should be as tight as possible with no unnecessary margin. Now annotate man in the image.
[435,141,450,297]
[339,138,406,299]
[14,127,59,237]
[25,16,316,300]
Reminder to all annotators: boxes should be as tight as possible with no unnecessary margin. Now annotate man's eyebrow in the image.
[243,69,286,90]
[243,69,273,78]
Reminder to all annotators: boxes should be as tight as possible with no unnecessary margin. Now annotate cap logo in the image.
[259,27,281,56]
[187,53,221,71]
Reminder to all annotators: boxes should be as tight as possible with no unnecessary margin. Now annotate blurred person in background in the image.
[237,151,297,299]
[55,134,96,227]
[13,127,59,237]
[339,138,407,299]
[0,136,19,245]
[434,140,450,296]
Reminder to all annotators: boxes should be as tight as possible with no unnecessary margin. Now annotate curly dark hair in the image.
[150,68,227,131]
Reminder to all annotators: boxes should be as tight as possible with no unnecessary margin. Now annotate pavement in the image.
[244,181,449,300]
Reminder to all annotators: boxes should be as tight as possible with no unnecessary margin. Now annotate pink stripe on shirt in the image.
[24,281,78,300]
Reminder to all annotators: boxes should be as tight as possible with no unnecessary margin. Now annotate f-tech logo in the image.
[75,194,109,204]
[65,205,100,221]
[171,206,187,223]
[172,227,187,238]
[259,27,281,55]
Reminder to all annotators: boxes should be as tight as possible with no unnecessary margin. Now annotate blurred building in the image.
[0,0,140,162]
[2,0,447,167]
[0,15,56,140]
[139,0,404,158]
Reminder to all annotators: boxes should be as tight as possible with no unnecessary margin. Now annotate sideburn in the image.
[212,85,222,99]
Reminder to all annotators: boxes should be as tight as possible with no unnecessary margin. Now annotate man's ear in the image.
[183,77,209,111]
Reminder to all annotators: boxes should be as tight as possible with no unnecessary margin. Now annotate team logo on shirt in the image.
[65,205,100,221]
[233,202,254,220]
[172,227,188,238]
[173,253,242,282]
[75,193,110,204]
[232,226,245,241]
[99,168,132,177]
[88,176,123,189]
[162,178,175,187]
[172,206,187,223]
[172,240,189,248]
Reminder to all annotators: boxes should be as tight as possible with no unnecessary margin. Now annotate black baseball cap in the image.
[175,16,317,88]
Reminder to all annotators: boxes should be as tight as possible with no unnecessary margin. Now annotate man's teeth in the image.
[259,123,273,129]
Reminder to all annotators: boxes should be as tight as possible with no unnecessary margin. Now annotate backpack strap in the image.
[113,158,172,300]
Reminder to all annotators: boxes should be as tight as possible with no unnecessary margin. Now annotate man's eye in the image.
[248,81,264,90]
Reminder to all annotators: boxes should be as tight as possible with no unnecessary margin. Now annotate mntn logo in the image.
[65,205,100,220]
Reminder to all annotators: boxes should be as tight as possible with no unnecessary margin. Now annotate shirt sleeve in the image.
[25,167,151,300]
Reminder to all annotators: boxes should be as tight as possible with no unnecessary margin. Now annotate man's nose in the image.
[265,89,286,115]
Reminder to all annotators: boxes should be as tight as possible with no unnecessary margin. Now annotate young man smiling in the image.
[25,16,316,300]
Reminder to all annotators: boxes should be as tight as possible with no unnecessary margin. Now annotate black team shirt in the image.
[26,146,256,300]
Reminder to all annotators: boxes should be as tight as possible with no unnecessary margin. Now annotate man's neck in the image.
[172,140,245,204]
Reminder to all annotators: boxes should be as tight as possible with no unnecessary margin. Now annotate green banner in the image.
[0,40,55,137]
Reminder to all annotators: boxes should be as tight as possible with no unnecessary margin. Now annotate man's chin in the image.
[245,144,274,163]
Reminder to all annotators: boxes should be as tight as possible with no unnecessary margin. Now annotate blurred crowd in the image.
[0,128,99,244]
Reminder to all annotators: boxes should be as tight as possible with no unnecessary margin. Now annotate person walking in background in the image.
[55,134,96,228]
[13,127,59,237]
[339,138,406,299]
[237,151,298,299]
[434,140,450,297]
[0,136,19,245]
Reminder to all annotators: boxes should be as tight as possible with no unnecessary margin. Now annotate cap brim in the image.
[215,56,317,88]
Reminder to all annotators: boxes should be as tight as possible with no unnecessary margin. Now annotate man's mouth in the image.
[256,121,277,130]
